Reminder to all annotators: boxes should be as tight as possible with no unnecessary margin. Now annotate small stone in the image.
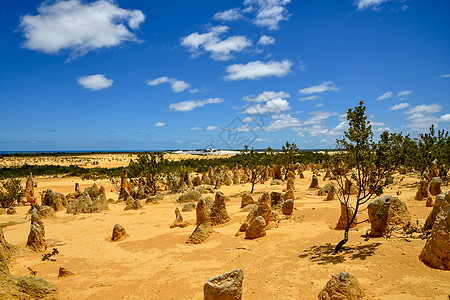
[245,216,266,239]
[318,272,365,300]
[111,224,128,242]
[282,199,294,215]
[58,266,74,277]
[204,269,244,300]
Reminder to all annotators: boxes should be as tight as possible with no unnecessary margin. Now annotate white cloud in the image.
[298,95,321,101]
[377,91,392,100]
[397,90,412,97]
[155,122,166,127]
[206,126,219,131]
[354,0,389,10]
[190,127,202,131]
[265,114,302,131]
[439,74,450,78]
[403,104,443,131]
[20,0,145,59]
[257,35,276,45]
[389,103,410,111]
[298,81,339,95]
[243,91,290,102]
[77,74,113,91]
[440,114,450,122]
[213,8,244,21]
[169,98,223,112]
[225,59,291,80]
[146,76,191,92]
[181,26,251,61]
[244,0,291,30]
[244,98,290,114]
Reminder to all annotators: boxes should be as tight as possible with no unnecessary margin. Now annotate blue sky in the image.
[0,0,449,151]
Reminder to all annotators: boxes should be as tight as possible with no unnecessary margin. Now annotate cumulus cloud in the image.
[244,0,291,30]
[389,103,410,111]
[181,26,252,60]
[213,8,244,21]
[77,74,113,91]
[244,98,290,114]
[206,126,219,131]
[20,0,145,59]
[440,114,450,122]
[155,122,166,127]
[298,81,339,95]
[265,113,302,131]
[257,35,275,45]
[225,59,291,80]
[377,91,392,100]
[403,104,443,131]
[169,98,223,112]
[354,0,389,10]
[298,95,321,101]
[146,76,191,92]
[243,91,290,102]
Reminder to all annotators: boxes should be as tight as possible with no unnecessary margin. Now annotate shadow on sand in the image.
[298,242,382,265]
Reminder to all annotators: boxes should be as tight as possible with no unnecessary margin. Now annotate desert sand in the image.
[1,154,450,299]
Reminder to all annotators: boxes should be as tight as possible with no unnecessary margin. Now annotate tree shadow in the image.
[298,242,382,265]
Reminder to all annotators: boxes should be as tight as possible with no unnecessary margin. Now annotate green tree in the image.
[127,152,167,196]
[279,141,299,178]
[333,101,393,253]
[240,145,271,193]
[0,178,24,208]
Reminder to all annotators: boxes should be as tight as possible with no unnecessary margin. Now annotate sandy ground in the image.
[1,166,450,299]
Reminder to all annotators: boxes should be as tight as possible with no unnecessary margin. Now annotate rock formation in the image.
[429,177,442,196]
[26,211,46,252]
[241,193,254,208]
[186,198,213,244]
[66,184,109,214]
[283,189,294,202]
[239,192,271,232]
[273,165,282,180]
[270,191,283,211]
[210,192,231,226]
[223,173,232,186]
[419,206,450,270]
[182,202,196,212]
[170,208,189,228]
[367,195,411,237]
[42,189,67,212]
[335,202,358,230]
[423,191,450,231]
[318,272,365,300]
[1,228,59,299]
[124,199,142,211]
[415,178,430,200]
[282,199,294,215]
[58,266,74,278]
[192,176,202,187]
[309,175,319,189]
[111,224,129,242]
[245,216,266,239]
[286,177,295,191]
[204,269,244,300]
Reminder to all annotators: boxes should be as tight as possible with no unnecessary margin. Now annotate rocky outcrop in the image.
[204,269,244,300]
[415,178,430,200]
[424,191,450,231]
[368,195,411,237]
[335,202,358,230]
[42,190,67,212]
[170,208,189,228]
[186,198,213,244]
[111,224,128,242]
[317,182,336,196]
[66,184,109,214]
[282,199,294,215]
[239,192,271,232]
[273,165,282,180]
[245,216,266,239]
[429,177,442,196]
[419,207,450,270]
[241,194,254,208]
[182,202,196,212]
[318,272,365,300]
[124,199,142,211]
[309,175,319,189]
[286,177,295,191]
[26,211,46,252]
[210,192,231,226]
[178,190,202,203]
